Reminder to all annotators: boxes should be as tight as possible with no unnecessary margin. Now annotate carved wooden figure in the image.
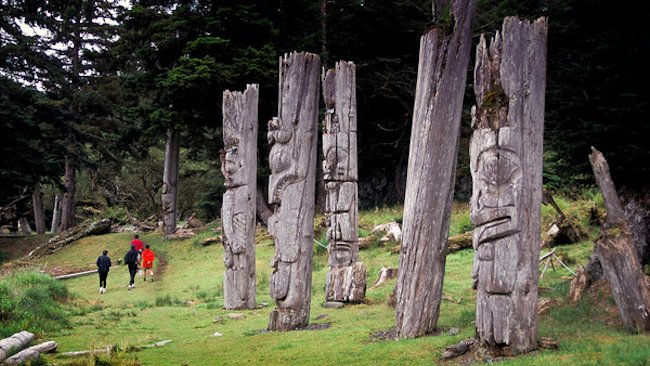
[470,17,547,354]
[396,0,476,339]
[221,84,259,310]
[322,61,366,303]
[267,52,320,331]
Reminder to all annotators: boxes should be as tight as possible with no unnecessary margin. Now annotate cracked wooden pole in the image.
[396,0,476,339]
[470,17,547,355]
[267,52,320,331]
[32,183,46,234]
[323,61,366,303]
[589,147,650,333]
[221,84,259,310]
[162,128,180,236]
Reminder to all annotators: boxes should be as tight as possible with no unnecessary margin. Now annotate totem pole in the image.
[470,17,547,354]
[221,84,259,310]
[322,61,366,303]
[267,52,320,331]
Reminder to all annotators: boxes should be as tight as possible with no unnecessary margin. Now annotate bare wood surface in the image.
[470,17,547,354]
[322,61,366,303]
[26,219,112,259]
[568,265,589,303]
[50,194,61,233]
[0,331,34,362]
[267,52,320,331]
[32,184,46,234]
[59,158,76,231]
[396,0,476,339]
[162,128,180,236]
[221,84,259,310]
[18,217,32,235]
[2,341,56,365]
[589,147,650,333]
[54,269,98,280]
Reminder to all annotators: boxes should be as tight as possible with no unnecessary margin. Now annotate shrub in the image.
[0,270,70,337]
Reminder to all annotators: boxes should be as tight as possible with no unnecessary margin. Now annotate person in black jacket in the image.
[96,250,111,294]
[124,244,139,290]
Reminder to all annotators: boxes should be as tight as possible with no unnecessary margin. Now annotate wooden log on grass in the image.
[221,84,259,310]
[2,341,57,365]
[0,331,34,362]
[396,0,476,339]
[589,147,650,333]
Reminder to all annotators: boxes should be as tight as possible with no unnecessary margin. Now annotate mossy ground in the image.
[1,198,649,365]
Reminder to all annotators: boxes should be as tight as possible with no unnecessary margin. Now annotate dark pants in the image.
[128,264,137,285]
[99,271,108,288]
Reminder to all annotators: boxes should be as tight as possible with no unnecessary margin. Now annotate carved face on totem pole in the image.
[220,139,245,188]
[470,127,522,293]
[325,181,357,267]
[323,145,350,182]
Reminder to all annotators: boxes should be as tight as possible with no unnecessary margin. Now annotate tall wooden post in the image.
[323,61,366,303]
[470,17,547,354]
[396,0,476,338]
[162,128,180,236]
[589,147,650,333]
[221,84,259,310]
[59,158,76,231]
[50,194,61,233]
[268,52,320,331]
[32,184,46,234]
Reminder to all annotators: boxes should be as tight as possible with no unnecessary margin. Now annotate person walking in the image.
[124,244,139,290]
[96,250,111,294]
[141,244,156,282]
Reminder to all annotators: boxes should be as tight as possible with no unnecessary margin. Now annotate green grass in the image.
[3,201,647,365]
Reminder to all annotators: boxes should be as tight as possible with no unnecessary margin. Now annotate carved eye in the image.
[481,154,519,186]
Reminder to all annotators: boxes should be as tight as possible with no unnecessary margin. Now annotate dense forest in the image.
[1,0,648,226]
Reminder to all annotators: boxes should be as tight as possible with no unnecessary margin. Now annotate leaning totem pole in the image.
[470,17,547,354]
[396,0,476,338]
[221,84,259,310]
[322,61,366,303]
[267,52,321,331]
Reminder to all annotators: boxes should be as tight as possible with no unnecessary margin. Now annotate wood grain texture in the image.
[162,128,180,236]
[267,52,320,331]
[396,0,476,339]
[470,17,547,354]
[589,147,650,333]
[323,61,366,303]
[221,84,259,310]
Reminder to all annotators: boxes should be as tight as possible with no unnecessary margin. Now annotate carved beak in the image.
[472,206,519,245]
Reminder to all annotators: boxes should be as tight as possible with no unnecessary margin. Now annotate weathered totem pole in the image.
[322,61,366,303]
[162,128,180,235]
[396,0,476,338]
[267,52,320,331]
[221,84,259,310]
[470,17,547,354]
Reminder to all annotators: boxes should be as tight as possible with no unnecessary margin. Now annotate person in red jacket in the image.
[130,234,144,252]
[141,244,156,282]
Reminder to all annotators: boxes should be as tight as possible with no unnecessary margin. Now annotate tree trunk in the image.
[59,158,76,231]
[162,128,180,236]
[221,84,259,310]
[18,217,32,234]
[323,61,366,303]
[470,17,547,354]
[50,194,61,233]
[32,184,46,234]
[589,147,650,333]
[267,52,320,331]
[0,331,34,362]
[395,0,476,339]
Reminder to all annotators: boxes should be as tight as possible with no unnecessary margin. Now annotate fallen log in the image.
[54,269,98,280]
[2,341,57,365]
[442,339,475,359]
[543,188,583,245]
[369,266,398,290]
[0,331,34,362]
[26,219,112,259]
[447,231,473,253]
[58,345,115,358]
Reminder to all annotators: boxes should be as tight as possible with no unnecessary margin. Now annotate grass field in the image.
[2,200,649,365]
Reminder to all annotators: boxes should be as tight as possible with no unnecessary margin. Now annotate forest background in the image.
[1,0,648,225]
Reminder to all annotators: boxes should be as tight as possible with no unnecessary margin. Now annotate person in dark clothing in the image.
[96,250,111,294]
[124,244,139,290]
